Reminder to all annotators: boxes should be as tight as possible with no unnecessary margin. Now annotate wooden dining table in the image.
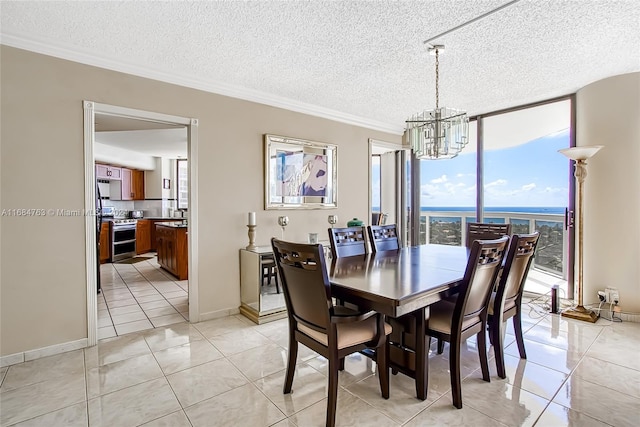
[329,244,470,400]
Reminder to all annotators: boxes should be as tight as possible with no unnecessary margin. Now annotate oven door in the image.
[111,224,136,262]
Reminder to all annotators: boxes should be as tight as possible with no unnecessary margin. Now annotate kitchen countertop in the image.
[143,217,184,220]
[155,221,188,228]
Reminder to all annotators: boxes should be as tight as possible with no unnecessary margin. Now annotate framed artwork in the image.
[264,134,337,209]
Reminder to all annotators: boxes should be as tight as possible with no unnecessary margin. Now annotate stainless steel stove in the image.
[111,218,137,261]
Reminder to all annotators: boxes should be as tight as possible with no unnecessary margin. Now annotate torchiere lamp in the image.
[558,145,603,322]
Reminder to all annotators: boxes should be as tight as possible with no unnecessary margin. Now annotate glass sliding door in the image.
[481,99,572,296]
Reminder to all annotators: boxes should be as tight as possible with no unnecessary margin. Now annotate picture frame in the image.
[264,134,337,210]
[163,178,171,189]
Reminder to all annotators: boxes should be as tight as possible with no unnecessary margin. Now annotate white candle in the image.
[248,211,256,226]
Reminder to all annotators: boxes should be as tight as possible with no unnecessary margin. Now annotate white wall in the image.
[576,72,640,313]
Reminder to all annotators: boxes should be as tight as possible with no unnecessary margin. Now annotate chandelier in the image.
[405,45,469,160]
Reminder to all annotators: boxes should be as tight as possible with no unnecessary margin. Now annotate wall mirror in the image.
[264,134,337,209]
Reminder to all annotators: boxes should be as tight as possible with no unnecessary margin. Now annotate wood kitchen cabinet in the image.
[96,164,122,180]
[156,223,188,280]
[136,220,151,254]
[131,169,145,200]
[113,168,145,200]
[99,222,110,263]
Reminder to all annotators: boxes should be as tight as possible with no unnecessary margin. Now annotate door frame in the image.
[83,101,199,346]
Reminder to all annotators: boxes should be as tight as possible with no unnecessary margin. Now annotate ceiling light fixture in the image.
[405,45,469,160]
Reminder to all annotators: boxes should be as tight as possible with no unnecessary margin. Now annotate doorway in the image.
[369,139,409,246]
[83,101,199,346]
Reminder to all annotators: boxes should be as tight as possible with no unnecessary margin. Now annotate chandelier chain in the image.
[435,48,439,109]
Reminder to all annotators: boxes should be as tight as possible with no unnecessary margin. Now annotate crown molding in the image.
[1,33,404,135]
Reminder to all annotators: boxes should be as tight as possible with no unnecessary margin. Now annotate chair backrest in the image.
[327,226,367,258]
[494,232,540,314]
[371,213,381,226]
[466,222,512,248]
[367,224,400,252]
[271,238,332,334]
[454,236,509,330]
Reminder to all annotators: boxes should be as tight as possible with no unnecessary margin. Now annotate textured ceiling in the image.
[2,1,639,134]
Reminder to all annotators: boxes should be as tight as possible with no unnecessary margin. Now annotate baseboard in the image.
[1,338,88,368]
[198,306,240,322]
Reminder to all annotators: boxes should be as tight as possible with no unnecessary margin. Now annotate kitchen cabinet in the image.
[156,223,188,280]
[131,169,145,200]
[99,222,110,263]
[136,220,151,254]
[96,164,122,180]
[110,167,145,200]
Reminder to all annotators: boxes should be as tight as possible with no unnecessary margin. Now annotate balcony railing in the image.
[419,210,567,280]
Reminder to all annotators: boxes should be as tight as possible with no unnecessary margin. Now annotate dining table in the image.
[329,243,470,400]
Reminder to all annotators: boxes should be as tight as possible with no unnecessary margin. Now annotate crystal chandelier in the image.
[406,45,469,160]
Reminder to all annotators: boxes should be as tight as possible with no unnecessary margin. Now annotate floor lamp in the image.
[558,145,603,322]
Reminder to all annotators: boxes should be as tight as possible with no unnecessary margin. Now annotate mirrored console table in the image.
[239,242,331,324]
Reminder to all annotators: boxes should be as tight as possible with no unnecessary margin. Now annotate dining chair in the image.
[327,226,367,258]
[367,224,400,252]
[465,222,512,248]
[488,232,540,379]
[261,255,279,294]
[271,238,391,427]
[426,236,509,409]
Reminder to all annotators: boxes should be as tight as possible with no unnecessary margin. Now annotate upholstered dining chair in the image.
[465,222,512,248]
[271,238,391,427]
[327,226,367,258]
[367,224,400,252]
[426,236,509,409]
[488,232,540,379]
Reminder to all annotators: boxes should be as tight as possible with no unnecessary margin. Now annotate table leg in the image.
[415,306,428,400]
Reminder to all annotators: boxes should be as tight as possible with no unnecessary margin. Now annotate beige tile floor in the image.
[2,300,639,426]
[98,255,189,339]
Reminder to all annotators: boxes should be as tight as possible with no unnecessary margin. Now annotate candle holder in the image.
[246,224,257,250]
[328,214,338,228]
[278,216,289,239]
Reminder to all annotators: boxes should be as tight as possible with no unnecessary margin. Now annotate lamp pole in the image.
[559,146,602,322]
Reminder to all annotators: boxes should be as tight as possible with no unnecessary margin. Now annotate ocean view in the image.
[372,207,565,215]
[420,206,565,214]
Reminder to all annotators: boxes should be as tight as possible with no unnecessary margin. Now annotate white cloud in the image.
[521,183,536,191]
[430,174,448,184]
[544,186,565,194]
[485,179,507,188]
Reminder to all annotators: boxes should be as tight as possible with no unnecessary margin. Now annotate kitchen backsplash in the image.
[104,199,181,218]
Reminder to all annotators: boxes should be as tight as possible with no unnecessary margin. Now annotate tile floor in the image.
[98,254,189,339]
[2,300,639,426]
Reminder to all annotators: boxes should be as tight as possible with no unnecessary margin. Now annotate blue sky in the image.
[372,129,571,208]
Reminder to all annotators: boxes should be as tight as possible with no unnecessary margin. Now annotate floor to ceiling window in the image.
[418,121,477,245]
[413,97,573,297]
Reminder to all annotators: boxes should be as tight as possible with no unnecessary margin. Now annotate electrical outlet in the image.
[610,290,620,304]
[604,287,620,304]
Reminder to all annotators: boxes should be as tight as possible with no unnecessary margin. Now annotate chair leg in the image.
[283,336,298,394]
[449,339,462,409]
[275,270,280,294]
[437,338,444,354]
[338,357,345,371]
[327,355,339,427]
[488,316,494,346]
[493,318,507,379]
[477,329,490,382]
[513,312,527,359]
[377,340,390,399]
